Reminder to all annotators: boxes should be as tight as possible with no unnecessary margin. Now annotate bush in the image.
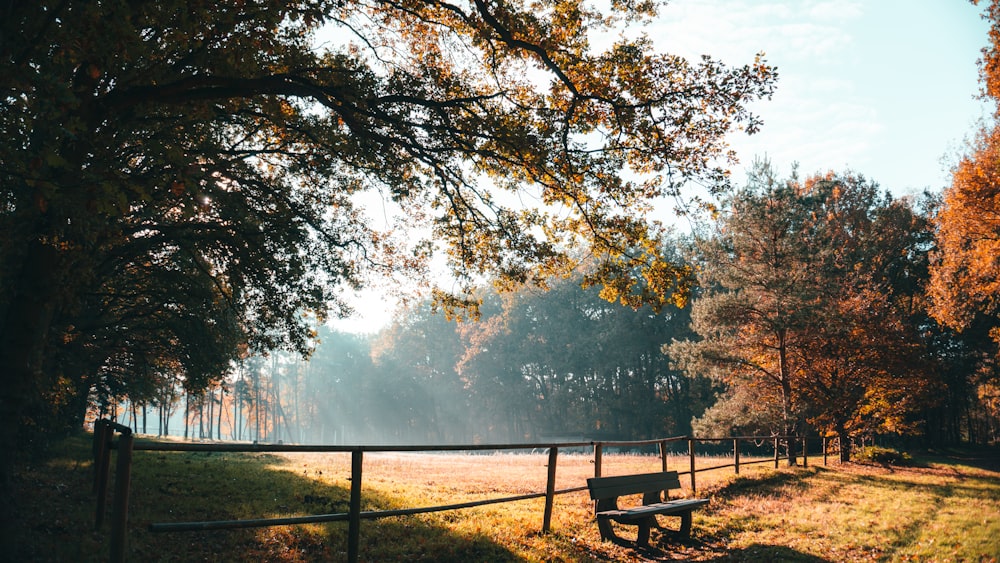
[855,445,912,466]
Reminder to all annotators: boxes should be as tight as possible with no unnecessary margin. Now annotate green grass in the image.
[10,434,1000,562]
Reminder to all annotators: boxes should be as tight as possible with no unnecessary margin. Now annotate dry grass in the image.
[10,435,1000,562]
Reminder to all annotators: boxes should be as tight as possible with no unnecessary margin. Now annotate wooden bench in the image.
[586,470,709,547]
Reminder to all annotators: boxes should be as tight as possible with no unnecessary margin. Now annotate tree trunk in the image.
[777,329,798,466]
[837,426,851,463]
[0,235,66,550]
[254,368,261,442]
[216,388,223,441]
[234,391,241,441]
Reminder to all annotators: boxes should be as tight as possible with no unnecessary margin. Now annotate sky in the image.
[652,0,991,194]
[332,0,992,334]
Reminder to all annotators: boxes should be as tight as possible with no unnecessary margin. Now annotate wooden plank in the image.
[587,471,680,499]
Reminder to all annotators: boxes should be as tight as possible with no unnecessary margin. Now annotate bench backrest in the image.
[586,470,681,500]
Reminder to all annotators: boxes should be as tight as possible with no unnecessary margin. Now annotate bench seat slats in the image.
[596,498,710,523]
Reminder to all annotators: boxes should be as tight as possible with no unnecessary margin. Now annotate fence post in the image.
[92,419,106,488]
[687,438,696,494]
[592,443,602,513]
[659,440,669,472]
[348,449,363,563]
[802,435,808,468]
[110,431,134,563]
[733,438,740,475]
[823,437,828,466]
[542,447,559,532]
[95,421,114,529]
[93,419,107,493]
[773,437,779,468]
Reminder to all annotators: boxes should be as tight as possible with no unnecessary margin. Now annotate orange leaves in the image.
[929,2,1000,345]
[929,125,1000,336]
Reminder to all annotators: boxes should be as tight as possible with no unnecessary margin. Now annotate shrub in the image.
[855,445,912,466]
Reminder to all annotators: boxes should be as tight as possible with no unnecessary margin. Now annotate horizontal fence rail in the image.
[91,423,840,563]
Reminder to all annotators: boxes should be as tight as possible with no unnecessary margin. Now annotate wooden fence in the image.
[91,420,840,563]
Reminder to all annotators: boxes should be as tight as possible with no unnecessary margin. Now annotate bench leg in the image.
[649,510,694,539]
[599,514,687,547]
[597,518,621,545]
[636,518,653,547]
[678,510,692,538]
[598,517,655,547]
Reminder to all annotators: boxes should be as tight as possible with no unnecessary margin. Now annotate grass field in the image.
[10,434,1000,562]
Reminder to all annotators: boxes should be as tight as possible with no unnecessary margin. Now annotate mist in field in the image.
[120,285,704,446]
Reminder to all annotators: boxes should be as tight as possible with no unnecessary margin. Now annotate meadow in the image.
[11,435,1000,562]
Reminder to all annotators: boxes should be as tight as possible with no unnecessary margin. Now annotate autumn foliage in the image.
[929,126,1000,343]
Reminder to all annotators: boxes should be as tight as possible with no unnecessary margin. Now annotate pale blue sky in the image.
[333,0,992,333]
[653,0,990,193]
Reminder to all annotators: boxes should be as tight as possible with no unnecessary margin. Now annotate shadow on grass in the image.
[130,449,527,562]
[701,543,831,562]
[594,528,832,562]
[706,466,817,500]
[12,434,526,562]
[920,444,1000,473]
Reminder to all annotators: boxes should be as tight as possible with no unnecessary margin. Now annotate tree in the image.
[792,176,939,459]
[669,162,824,460]
[930,126,1000,347]
[300,328,380,443]
[458,256,702,442]
[671,163,938,461]
[928,0,1000,441]
[369,302,472,443]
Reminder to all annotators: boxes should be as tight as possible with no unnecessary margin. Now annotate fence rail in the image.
[91,420,840,563]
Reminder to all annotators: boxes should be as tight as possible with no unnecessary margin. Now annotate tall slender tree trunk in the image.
[777,329,798,466]
[271,355,280,442]
[254,367,261,442]
[234,390,241,441]
[202,392,209,439]
[216,388,223,441]
[183,393,190,440]
[292,358,300,443]
[162,393,171,436]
